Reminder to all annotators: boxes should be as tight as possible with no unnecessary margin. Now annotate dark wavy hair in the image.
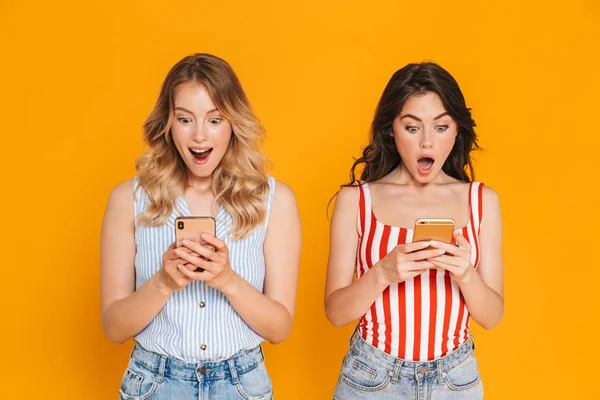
[346,62,480,186]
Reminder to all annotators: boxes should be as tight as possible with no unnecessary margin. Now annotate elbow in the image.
[325,302,346,328]
[480,321,500,330]
[480,310,504,330]
[102,314,130,345]
[103,327,128,345]
[266,329,290,345]
[103,324,129,345]
[267,336,286,345]
[266,324,292,344]
[326,313,346,329]
[330,320,346,329]
[266,315,293,345]
[109,337,128,345]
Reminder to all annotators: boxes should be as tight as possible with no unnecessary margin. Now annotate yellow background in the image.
[1,0,598,398]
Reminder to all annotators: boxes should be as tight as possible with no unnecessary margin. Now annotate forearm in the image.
[102,273,172,344]
[459,270,504,330]
[222,273,293,344]
[325,264,389,328]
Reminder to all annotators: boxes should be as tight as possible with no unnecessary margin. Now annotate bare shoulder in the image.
[482,185,500,207]
[268,180,300,221]
[101,179,135,243]
[108,179,134,204]
[273,180,296,210]
[104,179,136,219]
[328,184,361,227]
[265,179,301,238]
[480,185,501,227]
[272,179,296,203]
[335,184,361,207]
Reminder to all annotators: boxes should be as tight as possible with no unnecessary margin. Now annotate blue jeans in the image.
[118,343,273,400]
[334,333,483,399]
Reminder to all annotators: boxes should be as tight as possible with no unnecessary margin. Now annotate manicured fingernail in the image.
[430,241,437,246]
[177,264,183,270]
[182,239,191,245]
[175,249,184,256]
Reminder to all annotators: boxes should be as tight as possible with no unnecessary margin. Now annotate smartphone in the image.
[175,216,216,272]
[412,218,456,247]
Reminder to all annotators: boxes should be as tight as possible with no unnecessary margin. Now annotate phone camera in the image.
[177,221,184,230]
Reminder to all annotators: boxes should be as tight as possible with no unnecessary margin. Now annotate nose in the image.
[193,123,207,142]
[419,129,433,149]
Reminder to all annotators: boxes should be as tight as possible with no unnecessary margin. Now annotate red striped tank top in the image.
[356,181,484,361]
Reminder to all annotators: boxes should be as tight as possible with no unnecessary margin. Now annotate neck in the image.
[187,174,212,192]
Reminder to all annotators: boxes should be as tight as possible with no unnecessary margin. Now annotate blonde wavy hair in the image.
[135,53,270,239]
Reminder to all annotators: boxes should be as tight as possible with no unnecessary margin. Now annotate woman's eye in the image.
[178,117,192,123]
[436,125,449,132]
[405,125,418,133]
[209,118,222,125]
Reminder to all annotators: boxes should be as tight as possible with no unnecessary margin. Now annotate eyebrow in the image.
[400,112,450,122]
[174,107,219,115]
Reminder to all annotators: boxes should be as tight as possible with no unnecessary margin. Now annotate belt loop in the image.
[391,359,402,383]
[258,345,266,362]
[156,355,167,383]
[437,360,444,385]
[471,335,475,351]
[228,358,240,384]
[129,344,136,359]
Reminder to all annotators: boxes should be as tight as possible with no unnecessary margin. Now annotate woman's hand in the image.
[428,231,475,283]
[156,243,193,295]
[376,241,445,285]
[174,233,239,293]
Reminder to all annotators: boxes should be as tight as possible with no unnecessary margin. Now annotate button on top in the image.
[199,366,207,374]
[200,344,207,351]
[418,366,433,374]
[199,301,206,308]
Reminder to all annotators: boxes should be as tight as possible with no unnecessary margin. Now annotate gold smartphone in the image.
[175,216,216,272]
[412,218,456,247]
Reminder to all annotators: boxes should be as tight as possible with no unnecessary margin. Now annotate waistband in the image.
[130,342,265,382]
[349,332,475,382]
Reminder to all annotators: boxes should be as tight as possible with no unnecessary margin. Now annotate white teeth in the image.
[190,149,210,154]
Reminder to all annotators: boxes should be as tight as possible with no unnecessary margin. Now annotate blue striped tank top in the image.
[133,177,276,362]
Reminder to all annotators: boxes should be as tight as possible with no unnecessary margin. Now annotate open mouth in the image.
[417,156,435,172]
[189,148,213,161]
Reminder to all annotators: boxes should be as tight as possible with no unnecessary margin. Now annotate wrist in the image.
[371,262,392,287]
[456,265,477,286]
[152,271,174,297]
[219,270,243,297]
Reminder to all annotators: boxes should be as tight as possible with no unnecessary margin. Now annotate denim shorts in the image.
[118,343,273,400]
[334,333,483,399]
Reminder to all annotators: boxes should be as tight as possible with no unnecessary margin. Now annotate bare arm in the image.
[324,187,388,327]
[177,181,302,344]
[429,187,504,329]
[100,180,187,344]
[457,187,504,329]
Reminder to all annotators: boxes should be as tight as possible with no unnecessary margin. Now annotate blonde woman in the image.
[101,53,301,400]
